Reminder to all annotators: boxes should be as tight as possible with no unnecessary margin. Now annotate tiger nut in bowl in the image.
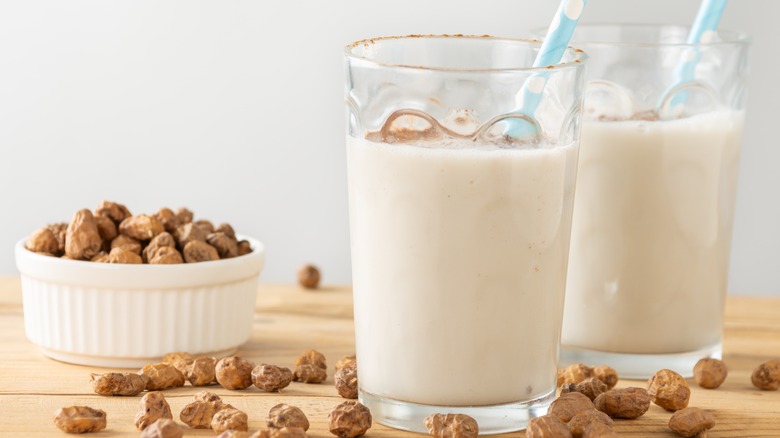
[14,236,265,367]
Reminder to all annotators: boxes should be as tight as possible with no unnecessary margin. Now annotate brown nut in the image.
[155,208,180,233]
[267,403,310,431]
[111,234,142,255]
[594,387,651,419]
[94,215,118,247]
[90,372,147,396]
[255,428,307,438]
[140,363,186,391]
[582,421,618,438]
[252,364,293,392]
[163,352,195,374]
[668,407,716,437]
[65,209,103,260]
[90,251,109,263]
[237,240,252,256]
[647,369,690,411]
[558,364,595,386]
[179,391,225,429]
[195,219,215,233]
[294,349,327,383]
[335,362,358,399]
[297,264,321,289]
[560,377,608,401]
[46,223,68,254]
[548,391,595,423]
[53,406,107,434]
[567,410,613,437]
[335,355,356,372]
[25,227,60,255]
[140,418,183,438]
[525,414,572,438]
[693,358,728,389]
[107,247,143,264]
[175,208,193,225]
[150,246,184,264]
[328,400,372,438]
[96,200,132,225]
[423,413,478,438]
[751,359,780,390]
[135,391,173,430]
[219,431,251,438]
[211,408,249,434]
[592,366,618,389]
[216,223,236,239]
[143,231,177,262]
[216,356,256,390]
[183,240,220,263]
[208,232,239,259]
[186,356,217,386]
[119,214,164,241]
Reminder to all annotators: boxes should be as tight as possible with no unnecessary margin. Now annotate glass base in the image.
[359,389,554,435]
[560,342,722,379]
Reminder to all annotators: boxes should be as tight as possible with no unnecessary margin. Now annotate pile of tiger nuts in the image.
[55,350,364,437]
[24,200,252,264]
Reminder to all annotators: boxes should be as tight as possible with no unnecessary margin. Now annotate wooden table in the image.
[1,277,778,436]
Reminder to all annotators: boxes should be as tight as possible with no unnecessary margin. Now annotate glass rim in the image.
[343,34,588,73]
[532,23,751,48]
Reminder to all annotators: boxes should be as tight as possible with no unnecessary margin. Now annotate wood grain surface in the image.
[0,277,778,436]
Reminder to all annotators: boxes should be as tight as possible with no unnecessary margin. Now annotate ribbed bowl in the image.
[14,236,265,368]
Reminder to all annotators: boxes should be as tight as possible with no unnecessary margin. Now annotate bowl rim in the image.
[15,234,265,289]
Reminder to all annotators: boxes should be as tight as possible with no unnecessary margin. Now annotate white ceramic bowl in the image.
[15,236,265,368]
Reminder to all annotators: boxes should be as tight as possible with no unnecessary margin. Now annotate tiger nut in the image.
[423,413,478,438]
[216,356,256,390]
[548,391,595,423]
[53,406,107,434]
[558,364,595,386]
[525,415,572,438]
[140,363,186,391]
[25,227,60,255]
[183,240,220,263]
[266,403,310,431]
[65,209,102,260]
[751,359,780,390]
[560,377,608,401]
[252,364,293,392]
[592,365,619,389]
[297,264,321,289]
[179,391,225,429]
[140,418,183,438]
[567,410,613,436]
[294,349,327,383]
[211,408,249,434]
[328,401,372,438]
[119,214,164,241]
[668,407,716,437]
[96,200,132,225]
[647,369,690,411]
[90,372,147,396]
[693,358,728,389]
[335,362,358,399]
[594,387,651,419]
[134,392,173,430]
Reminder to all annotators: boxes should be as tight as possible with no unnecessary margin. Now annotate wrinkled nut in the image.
[163,352,195,374]
[335,355,356,372]
[90,251,109,263]
[751,359,780,390]
[212,408,249,434]
[53,406,107,434]
[65,209,103,260]
[195,219,215,233]
[90,372,147,396]
[560,377,608,401]
[144,232,177,262]
[111,234,142,255]
[186,356,217,386]
[216,223,236,239]
[96,200,132,224]
[150,246,184,264]
[108,247,143,264]
[216,356,256,390]
[693,358,728,389]
[252,364,293,392]
[25,227,60,255]
[297,264,321,289]
[582,421,618,438]
[139,418,183,438]
[140,363,186,391]
[183,240,220,263]
[255,428,307,438]
[179,391,225,429]
[525,415,572,438]
[94,215,118,246]
[594,387,651,419]
[592,366,618,389]
[218,431,251,438]
[567,410,613,437]
[208,232,239,259]
[47,222,68,254]
[120,214,164,241]
[237,240,252,256]
[548,391,595,423]
[175,208,194,225]
[647,369,691,411]
[335,362,358,399]
[135,391,173,430]
[328,401,372,438]
[668,407,716,437]
[423,413,478,438]
[155,208,180,233]
[175,222,209,248]
[267,403,310,431]
[294,350,327,383]
[558,364,595,386]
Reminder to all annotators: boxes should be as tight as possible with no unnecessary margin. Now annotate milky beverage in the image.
[563,110,744,354]
[347,134,578,406]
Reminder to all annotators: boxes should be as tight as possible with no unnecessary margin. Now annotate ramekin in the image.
[14,236,265,368]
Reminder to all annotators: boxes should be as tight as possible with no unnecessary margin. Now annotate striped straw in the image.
[505,0,587,139]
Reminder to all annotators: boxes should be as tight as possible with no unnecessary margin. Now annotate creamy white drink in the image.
[347,136,578,406]
[563,110,744,355]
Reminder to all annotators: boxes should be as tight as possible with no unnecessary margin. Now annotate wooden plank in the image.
[0,279,779,436]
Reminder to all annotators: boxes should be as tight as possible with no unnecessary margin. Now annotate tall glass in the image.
[344,36,587,433]
[558,25,750,378]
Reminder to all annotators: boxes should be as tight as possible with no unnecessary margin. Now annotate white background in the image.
[0,1,776,294]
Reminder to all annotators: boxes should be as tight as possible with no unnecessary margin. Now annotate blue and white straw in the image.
[668,0,728,109]
[506,0,587,139]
